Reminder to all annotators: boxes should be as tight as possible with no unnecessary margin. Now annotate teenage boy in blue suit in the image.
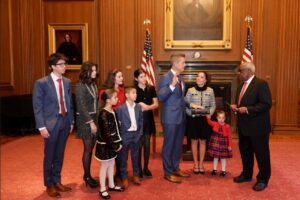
[117,86,143,188]
[33,53,74,198]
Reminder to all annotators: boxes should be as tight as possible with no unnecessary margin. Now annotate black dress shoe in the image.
[211,170,217,176]
[233,175,252,183]
[253,182,267,191]
[143,168,153,177]
[99,190,110,199]
[220,171,226,177]
[108,185,124,192]
[83,176,99,188]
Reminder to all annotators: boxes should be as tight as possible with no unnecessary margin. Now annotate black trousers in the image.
[238,131,271,184]
[138,134,151,171]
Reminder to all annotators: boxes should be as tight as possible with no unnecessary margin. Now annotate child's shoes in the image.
[211,170,217,176]
[220,171,226,177]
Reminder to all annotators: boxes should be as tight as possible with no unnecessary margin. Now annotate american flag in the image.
[141,29,156,86]
[242,25,253,63]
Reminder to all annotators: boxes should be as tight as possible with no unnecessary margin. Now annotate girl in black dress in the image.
[134,69,158,177]
[95,89,124,199]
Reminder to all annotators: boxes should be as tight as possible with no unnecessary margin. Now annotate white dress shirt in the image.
[126,101,137,131]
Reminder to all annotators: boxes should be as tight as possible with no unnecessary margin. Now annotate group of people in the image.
[32,53,272,199]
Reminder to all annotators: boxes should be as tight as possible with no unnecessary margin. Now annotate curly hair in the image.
[78,61,98,84]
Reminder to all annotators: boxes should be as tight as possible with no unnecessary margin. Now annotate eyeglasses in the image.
[55,62,67,67]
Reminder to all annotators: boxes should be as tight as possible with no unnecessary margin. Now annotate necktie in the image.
[177,75,182,93]
[57,79,66,116]
[238,82,248,106]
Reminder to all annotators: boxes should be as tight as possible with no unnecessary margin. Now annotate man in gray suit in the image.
[158,54,190,184]
[33,53,74,198]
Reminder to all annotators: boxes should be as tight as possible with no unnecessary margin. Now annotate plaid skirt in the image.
[207,131,232,158]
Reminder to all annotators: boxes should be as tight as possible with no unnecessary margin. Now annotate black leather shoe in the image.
[211,170,217,176]
[253,182,267,191]
[108,185,124,192]
[83,176,99,188]
[233,175,252,183]
[220,171,226,177]
[99,190,110,199]
[143,168,152,177]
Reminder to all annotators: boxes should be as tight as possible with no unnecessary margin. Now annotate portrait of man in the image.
[55,31,82,65]
[174,0,223,40]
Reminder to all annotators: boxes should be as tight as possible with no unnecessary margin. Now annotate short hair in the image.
[216,110,226,118]
[240,62,256,73]
[47,53,67,70]
[170,53,186,66]
[103,68,122,89]
[78,61,98,84]
[124,86,136,94]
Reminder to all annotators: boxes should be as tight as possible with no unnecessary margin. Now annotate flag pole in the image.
[142,18,157,155]
[143,19,151,34]
[242,15,254,63]
[245,15,253,35]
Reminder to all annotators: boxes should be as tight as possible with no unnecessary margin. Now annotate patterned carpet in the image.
[1,133,300,200]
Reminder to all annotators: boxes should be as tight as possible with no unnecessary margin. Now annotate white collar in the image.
[245,75,255,84]
[126,101,136,108]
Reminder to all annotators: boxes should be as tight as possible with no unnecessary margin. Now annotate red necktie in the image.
[177,75,182,92]
[238,82,248,106]
[57,79,66,116]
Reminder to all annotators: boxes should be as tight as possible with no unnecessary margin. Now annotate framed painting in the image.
[48,23,88,70]
[165,0,232,49]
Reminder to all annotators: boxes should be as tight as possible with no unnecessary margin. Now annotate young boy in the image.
[117,86,143,188]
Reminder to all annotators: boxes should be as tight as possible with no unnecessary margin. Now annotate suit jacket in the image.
[117,102,143,142]
[235,76,272,136]
[158,70,186,125]
[33,75,74,132]
[75,82,99,137]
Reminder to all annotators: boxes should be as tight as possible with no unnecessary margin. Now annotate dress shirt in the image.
[126,101,137,131]
[50,72,67,114]
[239,75,255,96]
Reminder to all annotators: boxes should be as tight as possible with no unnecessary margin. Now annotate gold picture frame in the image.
[165,0,232,49]
[48,23,88,70]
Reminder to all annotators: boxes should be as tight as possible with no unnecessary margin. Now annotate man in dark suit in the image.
[158,54,190,184]
[230,62,272,191]
[33,53,74,198]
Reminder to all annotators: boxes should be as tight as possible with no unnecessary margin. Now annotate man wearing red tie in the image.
[230,62,272,192]
[33,53,74,198]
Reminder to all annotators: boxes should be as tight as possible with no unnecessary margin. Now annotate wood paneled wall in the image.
[0,0,299,134]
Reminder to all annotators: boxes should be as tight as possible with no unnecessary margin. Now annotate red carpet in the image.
[1,134,300,200]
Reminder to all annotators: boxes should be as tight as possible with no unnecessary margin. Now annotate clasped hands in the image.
[230,104,248,114]
[190,103,205,110]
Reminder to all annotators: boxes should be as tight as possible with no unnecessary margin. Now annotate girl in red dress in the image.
[99,69,125,110]
[207,110,233,176]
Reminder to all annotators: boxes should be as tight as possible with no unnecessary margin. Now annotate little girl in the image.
[207,110,233,177]
[95,89,124,199]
